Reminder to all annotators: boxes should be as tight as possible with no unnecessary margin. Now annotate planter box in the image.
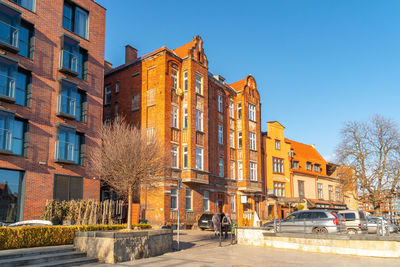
[74,229,172,263]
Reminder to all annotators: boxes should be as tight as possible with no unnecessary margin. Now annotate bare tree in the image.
[90,117,166,229]
[336,115,400,215]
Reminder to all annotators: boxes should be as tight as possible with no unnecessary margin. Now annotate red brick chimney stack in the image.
[125,45,138,64]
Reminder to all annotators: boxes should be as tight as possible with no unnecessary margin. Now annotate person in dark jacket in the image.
[212,213,220,237]
[221,214,232,238]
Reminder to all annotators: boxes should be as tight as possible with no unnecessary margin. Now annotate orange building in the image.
[104,36,262,227]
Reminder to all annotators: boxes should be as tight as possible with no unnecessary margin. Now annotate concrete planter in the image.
[74,229,173,263]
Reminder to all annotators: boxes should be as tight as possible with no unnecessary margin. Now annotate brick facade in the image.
[0,0,105,221]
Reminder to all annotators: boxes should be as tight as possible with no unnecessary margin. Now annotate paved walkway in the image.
[83,230,400,267]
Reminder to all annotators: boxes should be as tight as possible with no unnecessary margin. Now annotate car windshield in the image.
[200,214,213,220]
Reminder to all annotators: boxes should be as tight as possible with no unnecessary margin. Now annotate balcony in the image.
[181,169,209,184]
[56,94,76,120]
[59,50,78,76]
[196,131,204,146]
[54,140,75,164]
[0,127,12,154]
[171,127,179,143]
[237,180,263,193]
[0,73,16,103]
[0,19,19,53]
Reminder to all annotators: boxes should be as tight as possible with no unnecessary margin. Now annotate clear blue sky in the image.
[97,0,400,161]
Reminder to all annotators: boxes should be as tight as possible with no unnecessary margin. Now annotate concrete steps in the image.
[0,245,97,267]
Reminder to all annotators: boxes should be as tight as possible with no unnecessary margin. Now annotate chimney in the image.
[311,144,315,148]
[104,60,113,72]
[125,45,138,64]
[213,74,226,82]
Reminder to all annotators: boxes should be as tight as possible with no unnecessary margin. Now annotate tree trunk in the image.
[127,187,133,230]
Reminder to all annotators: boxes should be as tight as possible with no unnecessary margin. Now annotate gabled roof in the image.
[286,138,326,164]
[230,77,247,91]
[173,40,195,58]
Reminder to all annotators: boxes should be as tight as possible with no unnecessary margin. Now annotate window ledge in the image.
[0,149,13,155]
[54,158,76,165]
[58,67,78,77]
[195,93,204,98]
[56,111,76,120]
[0,41,19,54]
[0,94,16,104]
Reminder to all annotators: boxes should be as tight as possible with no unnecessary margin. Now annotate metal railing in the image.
[55,140,75,162]
[57,94,76,116]
[0,73,16,99]
[0,128,12,151]
[60,50,78,73]
[0,20,19,48]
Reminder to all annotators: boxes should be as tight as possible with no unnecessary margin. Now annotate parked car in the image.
[198,213,227,231]
[367,216,399,234]
[338,210,368,234]
[263,210,345,234]
[7,220,53,227]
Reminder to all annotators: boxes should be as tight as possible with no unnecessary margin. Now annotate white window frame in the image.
[230,160,235,179]
[274,182,285,197]
[203,191,209,211]
[218,94,223,113]
[171,68,178,89]
[196,147,203,170]
[238,161,243,180]
[317,183,323,199]
[229,131,235,148]
[195,73,203,95]
[237,102,242,119]
[248,103,256,121]
[172,105,179,128]
[250,162,257,181]
[104,86,111,105]
[218,125,223,144]
[249,132,256,150]
[170,187,177,210]
[183,106,188,129]
[219,157,224,177]
[171,145,178,168]
[183,145,188,168]
[229,100,234,118]
[238,131,242,149]
[196,109,203,131]
[183,70,188,91]
[185,189,192,211]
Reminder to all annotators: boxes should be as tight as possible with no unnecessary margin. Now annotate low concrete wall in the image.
[237,227,400,258]
[74,229,172,263]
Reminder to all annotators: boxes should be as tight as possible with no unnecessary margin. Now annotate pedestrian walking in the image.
[212,213,220,237]
[222,214,232,239]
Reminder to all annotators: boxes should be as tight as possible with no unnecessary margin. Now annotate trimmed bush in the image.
[0,224,151,250]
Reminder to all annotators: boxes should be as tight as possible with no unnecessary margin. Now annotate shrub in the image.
[0,224,151,250]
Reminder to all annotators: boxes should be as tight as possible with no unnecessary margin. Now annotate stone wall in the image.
[237,227,400,258]
[74,229,172,263]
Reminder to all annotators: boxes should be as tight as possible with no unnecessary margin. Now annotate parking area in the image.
[83,229,400,267]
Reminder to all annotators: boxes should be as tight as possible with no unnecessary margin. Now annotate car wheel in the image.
[347,229,357,235]
[200,227,205,231]
[312,227,328,234]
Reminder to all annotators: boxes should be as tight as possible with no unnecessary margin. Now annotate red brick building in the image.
[104,36,262,226]
[0,0,105,222]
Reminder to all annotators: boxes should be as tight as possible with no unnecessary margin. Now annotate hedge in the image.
[0,224,151,250]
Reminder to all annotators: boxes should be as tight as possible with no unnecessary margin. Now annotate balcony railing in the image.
[0,73,16,101]
[0,20,19,49]
[57,94,76,118]
[55,140,75,163]
[0,128,12,152]
[60,50,78,74]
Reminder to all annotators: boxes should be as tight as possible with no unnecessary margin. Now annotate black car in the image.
[198,213,226,231]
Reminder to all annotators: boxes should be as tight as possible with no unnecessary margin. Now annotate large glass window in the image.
[11,0,35,12]
[196,147,203,170]
[0,168,24,223]
[0,111,27,156]
[53,175,83,201]
[15,69,30,107]
[18,20,33,59]
[170,187,177,210]
[185,189,192,211]
[61,37,79,74]
[58,80,86,121]
[218,125,223,144]
[0,3,20,49]
[0,56,17,100]
[56,126,84,165]
[63,2,89,39]
[272,157,284,174]
[203,191,209,211]
[250,162,257,181]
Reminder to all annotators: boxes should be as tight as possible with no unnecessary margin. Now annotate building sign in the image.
[241,195,247,204]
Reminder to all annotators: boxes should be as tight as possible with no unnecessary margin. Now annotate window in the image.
[238,161,243,180]
[185,189,192,210]
[53,175,83,202]
[335,187,340,201]
[196,109,203,131]
[183,71,188,91]
[195,73,203,95]
[290,149,294,158]
[229,131,234,148]
[0,168,24,223]
[317,183,323,199]
[171,145,178,168]
[248,103,256,121]
[237,102,242,119]
[217,94,223,113]
[328,185,333,201]
[249,132,256,150]
[171,105,178,128]
[306,162,312,171]
[229,100,234,118]
[273,182,285,197]
[230,195,236,213]
[272,158,284,174]
[291,161,299,169]
[0,3,20,49]
[314,164,321,172]
[298,181,305,198]
[77,48,88,80]
[0,55,17,100]
[55,126,84,165]
[203,191,209,211]
[63,1,89,39]
[171,68,178,89]
[182,106,188,129]
[18,20,34,59]
[0,111,28,156]
[275,140,280,150]
[218,125,223,144]
[219,158,224,177]
[11,0,35,12]
[60,37,87,79]
[250,162,257,181]
[183,145,188,168]
[196,147,203,170]
[115,81,119,93]
[15,69,31,107]
[230,161,235,179]
[238,132,242,149]
[131,94,140,111]
[170,187,177,210]
[58,79,86,121]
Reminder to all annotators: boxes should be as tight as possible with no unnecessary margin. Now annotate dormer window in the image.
[314,164,321,172]
[306,162,312,171]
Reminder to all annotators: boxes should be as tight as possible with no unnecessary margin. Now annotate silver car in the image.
[338,210,368,234]
[264,210,345,234]
[367,216,399,234]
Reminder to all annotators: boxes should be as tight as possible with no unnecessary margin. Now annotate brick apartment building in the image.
[104,36,262,227]
[0,0,105,222]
